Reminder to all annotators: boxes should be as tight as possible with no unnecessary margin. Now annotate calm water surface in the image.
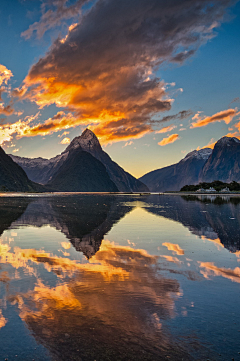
[0,194,239,361]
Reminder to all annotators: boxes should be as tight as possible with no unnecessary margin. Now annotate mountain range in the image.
[9,128,148,192]
[139,136,240,192]
[0,131,240,193]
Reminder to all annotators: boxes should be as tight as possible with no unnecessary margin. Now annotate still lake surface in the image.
[0,193,239,361]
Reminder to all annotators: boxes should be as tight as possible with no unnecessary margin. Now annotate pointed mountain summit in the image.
[63,129,148,192]
[65,128,102,154]
[10,129,148,192]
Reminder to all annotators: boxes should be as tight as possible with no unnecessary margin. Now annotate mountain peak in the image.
[81,128,98,140]
[65,128,102,153]
[215,136,240,147]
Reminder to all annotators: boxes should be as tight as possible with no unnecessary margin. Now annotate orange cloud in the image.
[158,133,179,146]
[0,112,41,145]
[155,125,177,134]
[58,131,69,138]
[0,103,14,115]
[0,310,7,330]
[21,70,171,143]
[197,137,216,150]
[191,108,239,128]
[199,262,240,283]
[200,236,223,249]
[0,65,14,116]
[199,130,240,150]
[0,64,13,86]
[60,137,70,144]
[61,242,71,250]
[160,255,182,265]
[162,243,184,255]
[15,0,234,143]
[8,239,183,360]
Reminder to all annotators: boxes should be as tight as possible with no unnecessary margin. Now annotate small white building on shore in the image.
[205,187,217,193]
[220,187,230,193]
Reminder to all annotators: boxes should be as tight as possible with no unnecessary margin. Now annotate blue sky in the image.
[0,0,239,177]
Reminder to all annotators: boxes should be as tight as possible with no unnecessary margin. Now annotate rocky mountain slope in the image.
[199,137,240,183]
[0,147,45,192]
[10,129,148,192]
[47,148,118,192]
[139,148,212,192]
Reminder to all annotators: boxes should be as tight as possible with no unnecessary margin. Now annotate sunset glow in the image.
[0,0,239,176]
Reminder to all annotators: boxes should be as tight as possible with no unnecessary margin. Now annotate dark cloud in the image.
[22,0,90,39]
[156,110,193,124]
[229,97,240,106]
[0,103,14,116]
[21,0,236,142]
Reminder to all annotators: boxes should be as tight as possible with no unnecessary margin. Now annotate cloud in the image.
[17,0,236,143]
[199,262,240,283]
[21,0,89,39]
[0,112,41,145]
[160,255,182,265]
[0,310,7,330]
[0,64,12,86]
[158,134,179,146]
[156,110,193,125]
[19,111,80,137]
[198,120,240,149]
[197,137,216,150]
[155,125,176,134]
[58,131,70,138]
[60,137,70,144]
[0,64,14,116]
[162,243,184,256]
[229,97,240,106]
[0,103,14,116]
[123,141,133,148]
[0,110,83,145]
[4,240,186,360]
[191,108,239,128]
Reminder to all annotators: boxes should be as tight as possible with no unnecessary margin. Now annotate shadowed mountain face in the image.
[47,149,119,192]
[11,195,134,258]
[139,148,212,192]
[0,197,31,236]
[199,137,240,183]
[0,147,45,192]
[141,195,240,252]
[139,136,240,192]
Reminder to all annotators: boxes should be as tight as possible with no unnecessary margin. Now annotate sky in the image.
[0,0,239,178]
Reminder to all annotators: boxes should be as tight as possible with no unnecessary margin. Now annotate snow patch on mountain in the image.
[182,148,212,162]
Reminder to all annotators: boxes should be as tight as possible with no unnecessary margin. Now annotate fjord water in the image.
[0,194,239,361]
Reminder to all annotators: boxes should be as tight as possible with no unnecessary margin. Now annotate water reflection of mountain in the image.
[11,195,134,258]
[0,197,30,236]
[142,195,240,252]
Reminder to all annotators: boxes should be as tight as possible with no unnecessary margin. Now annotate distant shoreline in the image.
[1,191,240,197]
[162,192,240,197]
